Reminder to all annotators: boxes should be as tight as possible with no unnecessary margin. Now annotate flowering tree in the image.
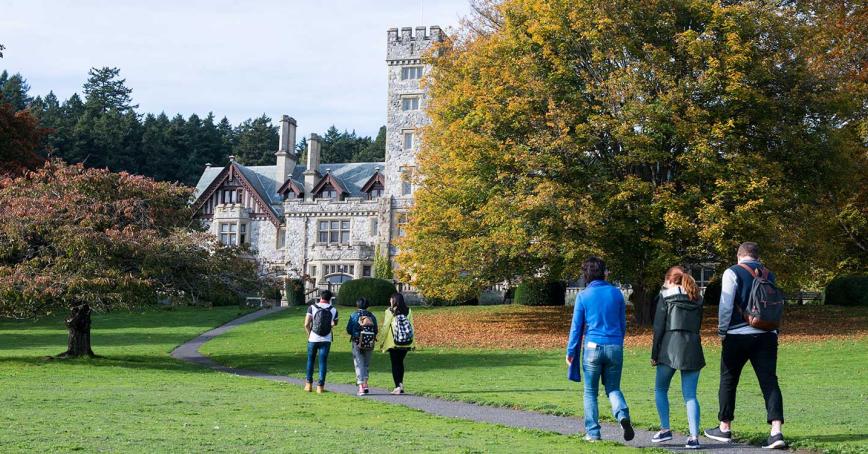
[0,160,259,357]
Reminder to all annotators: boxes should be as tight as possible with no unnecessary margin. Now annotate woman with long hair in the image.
[650,266,705,449]
[379,292,414,394]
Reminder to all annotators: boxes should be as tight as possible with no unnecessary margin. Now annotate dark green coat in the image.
[651,288,705,371]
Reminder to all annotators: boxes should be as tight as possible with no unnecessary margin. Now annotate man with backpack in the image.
[304,290,338,394]
[705,242,786,449]
[346,297,378,396]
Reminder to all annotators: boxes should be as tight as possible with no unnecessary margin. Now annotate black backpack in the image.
[736,264,785,331]
[356,310,377,350]
[311,305,333,336]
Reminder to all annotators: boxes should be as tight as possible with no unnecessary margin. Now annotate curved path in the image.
[171,307,778,453]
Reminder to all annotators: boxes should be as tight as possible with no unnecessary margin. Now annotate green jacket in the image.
[651,287,705,371]
[379,308,414,352]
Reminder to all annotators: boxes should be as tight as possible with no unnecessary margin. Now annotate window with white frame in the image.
[401,96,420,111]
[219,223,237,245]
[691,266,716,289]
[362,265,372,277]
[403,131,414,149]
[401,66,423,80]
[239,224,247,244]
[317,219,351,244]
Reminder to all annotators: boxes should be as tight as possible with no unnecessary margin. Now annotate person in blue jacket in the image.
[566,256,634,442]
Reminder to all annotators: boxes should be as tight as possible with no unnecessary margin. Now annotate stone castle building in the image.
[192,26,443,297]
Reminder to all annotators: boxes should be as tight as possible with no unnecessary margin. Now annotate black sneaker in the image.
[685,438,701,449]
[620,418,635,441]
[651,430,673,443]
[763,433,786,449]
[704,426,732,442]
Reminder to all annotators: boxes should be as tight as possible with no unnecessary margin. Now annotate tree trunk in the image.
[55,303,96,358]
[630,284,656,326]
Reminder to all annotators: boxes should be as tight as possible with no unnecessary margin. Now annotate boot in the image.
[303,382,312,392]
[316,384,325,394]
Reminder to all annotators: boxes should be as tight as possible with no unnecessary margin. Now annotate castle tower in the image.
[384,26,444,200]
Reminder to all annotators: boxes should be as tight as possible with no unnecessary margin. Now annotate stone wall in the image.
[384,26,443,200]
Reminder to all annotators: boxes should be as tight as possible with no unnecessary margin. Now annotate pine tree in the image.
[82,67,136,114]
[353,125,386,162]
[233,114,277,165]
[0,72,33,111]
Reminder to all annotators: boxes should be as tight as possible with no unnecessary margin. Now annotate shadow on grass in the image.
[0,332,216,350]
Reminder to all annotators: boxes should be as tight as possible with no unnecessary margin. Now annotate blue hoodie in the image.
[566,280,626,356]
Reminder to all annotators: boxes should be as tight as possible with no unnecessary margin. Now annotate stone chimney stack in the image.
[275,115,297,185]
[303,133,322,200]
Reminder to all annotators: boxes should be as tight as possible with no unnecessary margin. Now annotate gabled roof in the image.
[360,170,385,193]
[192,160,387,221]
[191,162,282,226]
[276,178,305,197]
[311,171,349,197]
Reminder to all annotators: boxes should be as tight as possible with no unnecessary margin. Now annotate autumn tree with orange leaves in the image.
[398,0,866,323]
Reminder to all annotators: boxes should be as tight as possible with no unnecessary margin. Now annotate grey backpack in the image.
[736,264,785,331]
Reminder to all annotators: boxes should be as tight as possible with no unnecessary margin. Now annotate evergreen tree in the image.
[353,125,386,162]
[233,114,277,165]
[82,67,136,113]
[0,71,33,111]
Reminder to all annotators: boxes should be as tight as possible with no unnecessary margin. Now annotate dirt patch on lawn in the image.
[413,304,868,350]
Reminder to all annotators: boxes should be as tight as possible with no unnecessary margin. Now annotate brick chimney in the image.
[303,133,322,200]
[275,115,297,185]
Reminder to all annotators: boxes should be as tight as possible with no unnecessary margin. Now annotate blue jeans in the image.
[655,364,700,437]
[582,343,630,438]
[305,341,331,385]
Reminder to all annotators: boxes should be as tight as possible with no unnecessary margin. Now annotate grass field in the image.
[202,305,868,454]
[0,307,637,453]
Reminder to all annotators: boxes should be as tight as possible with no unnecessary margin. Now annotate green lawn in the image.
[203,306,868,454]
[0,307,636,453]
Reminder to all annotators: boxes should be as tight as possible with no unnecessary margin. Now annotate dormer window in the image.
[361,170,386,200]
[317,184,339,200]
[367,183,384,200]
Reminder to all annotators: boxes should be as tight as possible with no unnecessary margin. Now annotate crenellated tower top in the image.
[386,26,444,65]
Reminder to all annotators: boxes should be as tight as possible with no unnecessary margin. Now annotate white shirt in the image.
[307,302,338,342]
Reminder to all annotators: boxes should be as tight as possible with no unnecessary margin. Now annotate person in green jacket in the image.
[379,292,414,394]
[650,265,705,449]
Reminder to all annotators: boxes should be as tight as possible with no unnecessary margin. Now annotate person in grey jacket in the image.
[650,265,705,449]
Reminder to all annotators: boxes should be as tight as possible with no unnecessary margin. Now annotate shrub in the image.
[702,278,722,306]
[337,278,397,307]
[284,278,305,306]
[825,275,868,306]
[515,280,566,306]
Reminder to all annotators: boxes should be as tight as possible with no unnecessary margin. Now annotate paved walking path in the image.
[171,307,777,453]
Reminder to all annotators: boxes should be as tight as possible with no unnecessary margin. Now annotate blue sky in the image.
[0,0,471,138]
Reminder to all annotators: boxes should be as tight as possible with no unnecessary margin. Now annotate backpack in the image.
[356,311,377,350]
[736,264,785,331]
[392,312,414,346]
[311,305,333,337]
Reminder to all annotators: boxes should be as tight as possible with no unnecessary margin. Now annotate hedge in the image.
[825,275,868,306]
[337,278,397,307]
[284,278,305,306]
[515,280,566,306]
